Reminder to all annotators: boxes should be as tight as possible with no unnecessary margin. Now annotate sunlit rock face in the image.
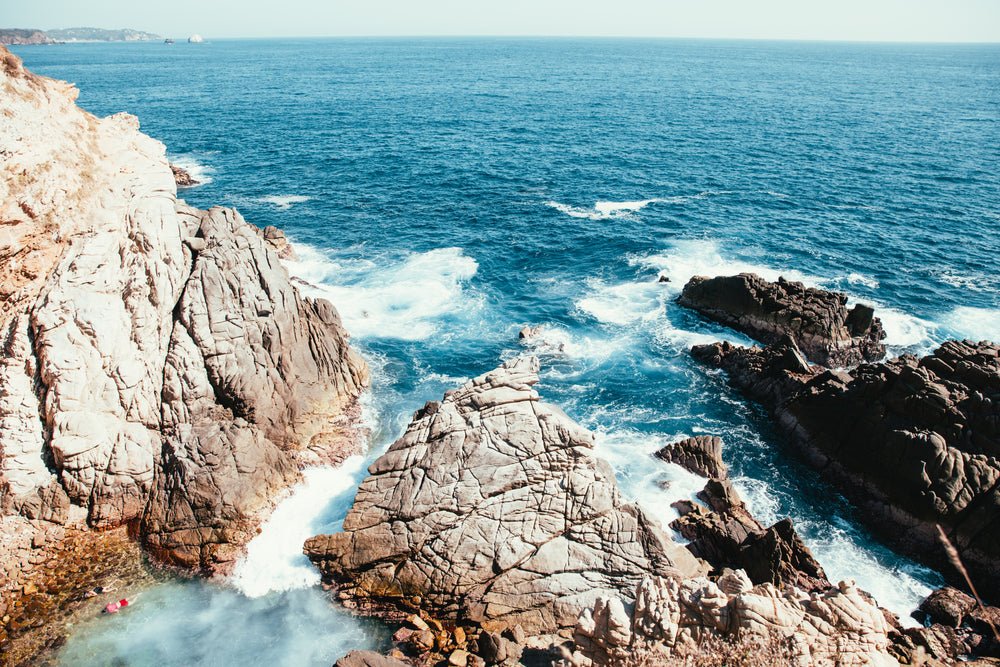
[306,356,707,633]
[0,46,368,572]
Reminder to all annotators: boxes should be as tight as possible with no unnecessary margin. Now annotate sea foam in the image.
[289,244,482,341]
[231,458,367,598]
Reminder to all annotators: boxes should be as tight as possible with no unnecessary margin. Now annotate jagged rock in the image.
[657,432,829,594]
[305,357,706,634]
[916,586,978,628]
[574,575,897,667]
[692,336,1000,604]
[335,650,409,667]
[655,435,727,479]
[678,273,885,367]
[0,47,368,574]
[518,325,543,340]
[671,484,828,594]
[170,163,198,187]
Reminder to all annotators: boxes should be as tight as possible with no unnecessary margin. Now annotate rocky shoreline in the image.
[3,45,1000,667]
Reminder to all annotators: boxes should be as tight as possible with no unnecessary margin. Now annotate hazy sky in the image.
[6,0,1000,42]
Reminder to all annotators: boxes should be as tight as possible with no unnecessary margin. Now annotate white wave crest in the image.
[846,272,880,289]
[632,239,820,297]
[169,154,214,186]
[576,279,665,326]
[545,198,680,220]
[258,195,312,210]
[289,244,481,341]
[938,306,1000,344]
[230,458,366,598]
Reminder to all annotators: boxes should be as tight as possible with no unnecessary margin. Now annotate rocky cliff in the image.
[692,336,1000,605]
[0,47,368,574]
[305,357,707,634]
[0,30,56,46]
[678,274,886,367]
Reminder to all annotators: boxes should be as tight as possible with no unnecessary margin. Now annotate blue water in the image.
[11,38,1000,665]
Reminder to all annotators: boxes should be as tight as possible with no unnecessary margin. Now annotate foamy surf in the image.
[169,153,215,185]
[288,245,483,342]
[231,458,367,598]
[258,194,312,210]
[545,198,679,220]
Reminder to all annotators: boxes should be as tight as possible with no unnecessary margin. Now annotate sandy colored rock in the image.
[574,575,897,667]
[306,357,706,634]
[0,47,368,575]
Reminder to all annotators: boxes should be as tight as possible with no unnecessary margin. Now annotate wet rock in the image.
[679,273,886,367]
[305,357,706,634]
[654,435,727,479]
[170,163,199,187]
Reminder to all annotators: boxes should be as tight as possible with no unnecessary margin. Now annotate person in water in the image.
[84,584,117,598]
[103,597,134,614]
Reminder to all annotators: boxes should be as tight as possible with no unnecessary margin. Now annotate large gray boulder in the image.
[305,357,706,633]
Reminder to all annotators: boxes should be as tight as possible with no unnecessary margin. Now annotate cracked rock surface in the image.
[0,47,368,574]
[305,357,706,633]
[678,273,885,367]
[574,574,897,667]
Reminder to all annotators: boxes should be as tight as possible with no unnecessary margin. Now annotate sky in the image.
[4,0,1000,42]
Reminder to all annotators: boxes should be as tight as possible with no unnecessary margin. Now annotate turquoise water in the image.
[11,38,1000,664]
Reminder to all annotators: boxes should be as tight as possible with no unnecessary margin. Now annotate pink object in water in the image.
[104,599,129,614]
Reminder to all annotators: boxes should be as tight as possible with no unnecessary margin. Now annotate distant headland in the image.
[0,27,161,45]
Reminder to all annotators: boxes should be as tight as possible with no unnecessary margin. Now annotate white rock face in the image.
[0,48,368,567]
[574,574,898,667]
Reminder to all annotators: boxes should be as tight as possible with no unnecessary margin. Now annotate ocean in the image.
[10,37,1000,665]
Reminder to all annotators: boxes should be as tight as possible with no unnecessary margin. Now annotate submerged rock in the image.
[692,336,1000,604]
[678,273,885,367]
[305,357,706,634]
[170,163,199,187]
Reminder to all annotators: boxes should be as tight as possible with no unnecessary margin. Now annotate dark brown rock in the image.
[170,163,199,187]
[654,435,727,479]
[916,586,977,627]
[692,336,1000,604]
[679,273,886,367]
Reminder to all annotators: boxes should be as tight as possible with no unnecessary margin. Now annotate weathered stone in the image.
[575,575,897,666]
[305,357,706,634]
[0,47,368,576]
[679,273,885,367]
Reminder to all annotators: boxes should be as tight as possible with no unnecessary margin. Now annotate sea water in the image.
[11,38,1000,664]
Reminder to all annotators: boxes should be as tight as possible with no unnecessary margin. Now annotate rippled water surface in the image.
[11,38,1000,665]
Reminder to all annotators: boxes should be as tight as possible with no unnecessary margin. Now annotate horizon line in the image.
[13,33,1000,46]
